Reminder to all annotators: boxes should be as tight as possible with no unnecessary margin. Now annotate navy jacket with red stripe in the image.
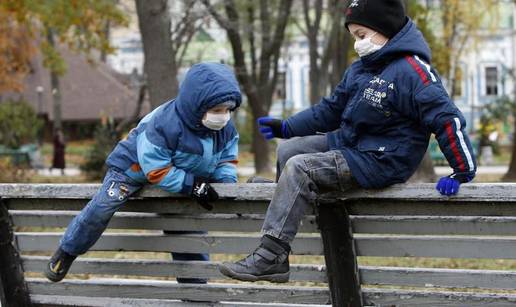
[285,18,476,188]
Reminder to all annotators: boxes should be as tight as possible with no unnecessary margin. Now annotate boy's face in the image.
[348,23,388,46]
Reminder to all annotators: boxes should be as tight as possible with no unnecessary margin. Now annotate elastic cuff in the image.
[180,173,195,195]
[281,121,291,139]
[261,230,293,244]
[450,171,475,183]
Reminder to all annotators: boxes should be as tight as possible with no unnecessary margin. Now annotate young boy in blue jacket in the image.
[220,0,476,283]
[45,62,242,282]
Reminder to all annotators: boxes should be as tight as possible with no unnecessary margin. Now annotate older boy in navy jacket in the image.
[220,0,476,283]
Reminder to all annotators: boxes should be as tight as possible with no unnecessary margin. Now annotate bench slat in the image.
[352,215,516,235]
[22,256,327,283]
[0,183,276,200]
[13,198,516,217]
[361,266,516,290]
[7,199,272,214]
[18,232,516,259]
[12,210,516,236]
[347,200,516,216]
[31,295,330,307]
[3,183,516,202]
[27,278,330,305]
[10,211,318,233]
[355,234,516,259]
[15,233,323,255]
[363,288,516,306]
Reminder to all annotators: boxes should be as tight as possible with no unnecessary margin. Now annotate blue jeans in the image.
[60,168,208,283]
[263,135,357,242]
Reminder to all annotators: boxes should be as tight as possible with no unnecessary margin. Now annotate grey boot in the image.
[219,235,290,283]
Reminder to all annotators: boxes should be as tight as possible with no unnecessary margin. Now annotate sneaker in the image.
[246,176,274,183]
[45,247,76,282]
[219,235,290,283]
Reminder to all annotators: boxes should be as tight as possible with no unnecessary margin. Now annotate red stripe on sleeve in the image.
[445,121,466,172]
[405,56,430,85]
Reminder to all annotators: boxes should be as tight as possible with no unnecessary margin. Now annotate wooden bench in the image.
[1,183,516,306]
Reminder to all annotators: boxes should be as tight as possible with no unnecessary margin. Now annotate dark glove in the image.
[258,116,288,140]
[191,177,218,210]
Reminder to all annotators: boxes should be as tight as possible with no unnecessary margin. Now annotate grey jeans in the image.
[262,135,357,243]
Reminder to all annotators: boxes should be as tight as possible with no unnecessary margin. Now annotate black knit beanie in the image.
[345,0,406,39]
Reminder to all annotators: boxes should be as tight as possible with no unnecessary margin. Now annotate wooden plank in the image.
[0,183,276,201]
[27,278,331,305]
[7,199,272,214]
[322,183,516,202]
[354,235,516,259]
[22,256,327,283]
[17,232,516,259]
[18,232,516,259]
[10,211,319,233]
[362,288,516,306]
[31,295,331,306]
[351,215,516,235]
[318,205,362,306]
[0,269,5,307]
[4,183,516,202]
[360,266,516,290]
[346,200,516,216]
[11,198,516,216]
[0,199,30,307]
[15,233,324,255]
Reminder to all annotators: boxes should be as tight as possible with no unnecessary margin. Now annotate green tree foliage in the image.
[1,0,127,76]
[0,100,43,148]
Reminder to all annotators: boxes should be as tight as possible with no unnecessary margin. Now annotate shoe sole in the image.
[44,264,66,282]
[219,264,289,283]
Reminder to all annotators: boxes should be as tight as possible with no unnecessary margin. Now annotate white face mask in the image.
[354,32,386,57]
[202,112,231,130]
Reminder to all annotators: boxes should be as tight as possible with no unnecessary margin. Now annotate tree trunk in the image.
[250,99,271,174]
[100,20,111,63]
[47,29,63,131]
[308,33,321,105]
[503,119,516,181]
[135,0,179,109]
[409,151,437,182]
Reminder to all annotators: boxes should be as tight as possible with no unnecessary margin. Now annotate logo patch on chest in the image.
[361,76,395,117]
[363,87,387,107]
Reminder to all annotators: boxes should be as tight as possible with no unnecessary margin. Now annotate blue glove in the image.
[436,176,460,196]
[257,117,289,140]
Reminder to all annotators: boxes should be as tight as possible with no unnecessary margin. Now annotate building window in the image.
[485,66,498,96]
[453,66,463,98]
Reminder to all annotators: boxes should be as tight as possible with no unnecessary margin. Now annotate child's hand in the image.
[436,176,460,196]
[258,117,288,140]
[191,177,218,210]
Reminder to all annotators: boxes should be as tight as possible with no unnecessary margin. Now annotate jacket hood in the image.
[361,18,432,68]
[175,62,242,133]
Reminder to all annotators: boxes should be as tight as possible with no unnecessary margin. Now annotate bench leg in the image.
[0,198,31,307]
[318,203,363,307]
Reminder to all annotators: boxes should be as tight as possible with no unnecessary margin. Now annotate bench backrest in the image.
[1,183,329,306]
[2,183,516,306]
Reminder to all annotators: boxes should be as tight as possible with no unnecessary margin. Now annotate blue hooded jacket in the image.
[106,62,242,194]
[286,19,476,188]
